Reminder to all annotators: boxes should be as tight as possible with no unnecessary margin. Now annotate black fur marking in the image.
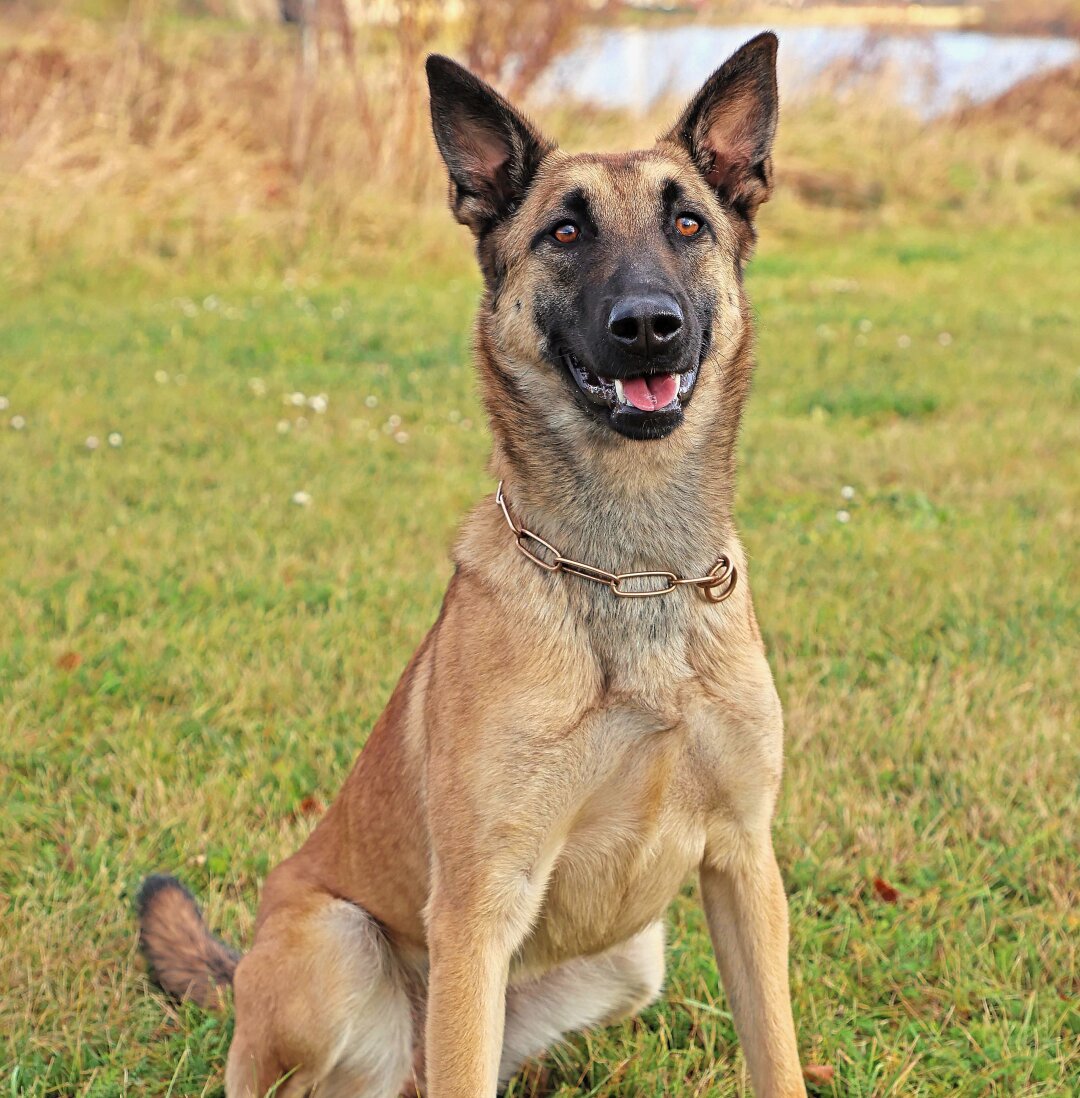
[135,872,196,920]
[661,179,685,215]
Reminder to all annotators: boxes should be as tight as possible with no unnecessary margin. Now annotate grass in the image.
[2,213,1077,1096]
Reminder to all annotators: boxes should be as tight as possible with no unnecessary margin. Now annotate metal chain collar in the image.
[495,482,738,602]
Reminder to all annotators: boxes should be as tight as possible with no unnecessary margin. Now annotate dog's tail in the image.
[136,874,240,1009]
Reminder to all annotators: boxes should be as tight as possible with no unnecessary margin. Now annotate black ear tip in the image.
[740,30,778,62]
[425,54,465,88]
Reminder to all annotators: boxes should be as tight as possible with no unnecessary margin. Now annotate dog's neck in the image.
[489,424,736,579]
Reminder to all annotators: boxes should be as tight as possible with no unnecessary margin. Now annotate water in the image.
[537,25,1079,118]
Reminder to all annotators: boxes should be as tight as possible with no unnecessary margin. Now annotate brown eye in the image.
[553,223,579,244]
[676,215,701,237]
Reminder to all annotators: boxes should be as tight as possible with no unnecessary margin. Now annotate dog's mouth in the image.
[559,348,702,440]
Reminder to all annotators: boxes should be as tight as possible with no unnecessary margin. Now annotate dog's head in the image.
[426,34,777,447]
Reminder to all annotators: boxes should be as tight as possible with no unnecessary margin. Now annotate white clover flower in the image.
[331,306,345,321]
[858,318,873,334]
[938,332,952,347]
[107,432,123,448]
[840,485,855,501]
[291,490,312,507]
[0,396,8,411]
[154,370,169,384]
[10,415,26,430]
[394,431,409,444]
[288,391,306,406]
[249,378,267,397]
[836,509,851,524]
[276,419,291,434]
[364,395,378,409]
[388,414,402,429]
[897,335,912,349]
[308,393,328,414]
[175,374,187,385]
[85,435,100,450]
[203,295,219,311]
[816,324,833,340]
[448,409,461,423]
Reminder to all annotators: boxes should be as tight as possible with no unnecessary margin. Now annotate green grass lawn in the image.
[2,219,1077,1096]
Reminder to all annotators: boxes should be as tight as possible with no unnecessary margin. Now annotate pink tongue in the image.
[621,373,678,412]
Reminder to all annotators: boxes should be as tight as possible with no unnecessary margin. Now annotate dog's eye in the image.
[675,215,701,237]
[552,223,579,244]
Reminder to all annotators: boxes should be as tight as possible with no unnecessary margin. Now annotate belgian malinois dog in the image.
[137,32,807,1097]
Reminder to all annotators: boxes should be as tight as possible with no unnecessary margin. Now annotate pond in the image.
[537,24,1079,117]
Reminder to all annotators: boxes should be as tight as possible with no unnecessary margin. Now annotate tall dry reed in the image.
[0,3,1075,278]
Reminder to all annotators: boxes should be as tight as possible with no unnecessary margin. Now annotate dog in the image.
[137,32,807,1098]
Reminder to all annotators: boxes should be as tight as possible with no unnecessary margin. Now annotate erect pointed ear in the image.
[662,32,778,222]
[426,55,555,235]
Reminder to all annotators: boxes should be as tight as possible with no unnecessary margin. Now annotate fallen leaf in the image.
[56,651,82,671]
[804,1063,835,1085]
[873,876,900,903]
[295,795,325,818]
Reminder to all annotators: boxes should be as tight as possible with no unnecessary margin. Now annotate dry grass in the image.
[981,0,1080,37]
[0,0,604,274]
[956,61,1080,153]
[1,7,1077,284]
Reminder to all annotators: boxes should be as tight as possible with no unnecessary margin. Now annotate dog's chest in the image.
[581,587,697,698]
[514,690,732,976]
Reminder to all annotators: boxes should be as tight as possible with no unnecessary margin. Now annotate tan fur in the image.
[139,38,806,1098]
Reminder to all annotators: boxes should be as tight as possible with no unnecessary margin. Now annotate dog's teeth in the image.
[614,378,626,404]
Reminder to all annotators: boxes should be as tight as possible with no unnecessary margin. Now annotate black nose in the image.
[607,293,684,357]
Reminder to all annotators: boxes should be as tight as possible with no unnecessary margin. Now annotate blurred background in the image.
[1,0,1077,269]
[2,2,1078,1096]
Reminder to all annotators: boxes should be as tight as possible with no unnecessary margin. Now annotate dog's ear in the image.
[426,55,554,234]
[662,32,778,222]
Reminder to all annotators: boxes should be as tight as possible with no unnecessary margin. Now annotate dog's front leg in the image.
[424,844,558,1097]
[700,840,806,1098]
[425,910,511,1097]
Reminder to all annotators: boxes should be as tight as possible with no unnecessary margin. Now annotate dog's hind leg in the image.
[497,921,665,1086]
[225,891,414,1098]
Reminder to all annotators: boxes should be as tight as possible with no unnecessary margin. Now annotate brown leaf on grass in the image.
[294,795,325,818]
[873,876,900,903]
[804,1063,835,1085]
[56,650,82,671]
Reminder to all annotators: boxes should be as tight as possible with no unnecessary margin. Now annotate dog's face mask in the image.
[427,34,778,444]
